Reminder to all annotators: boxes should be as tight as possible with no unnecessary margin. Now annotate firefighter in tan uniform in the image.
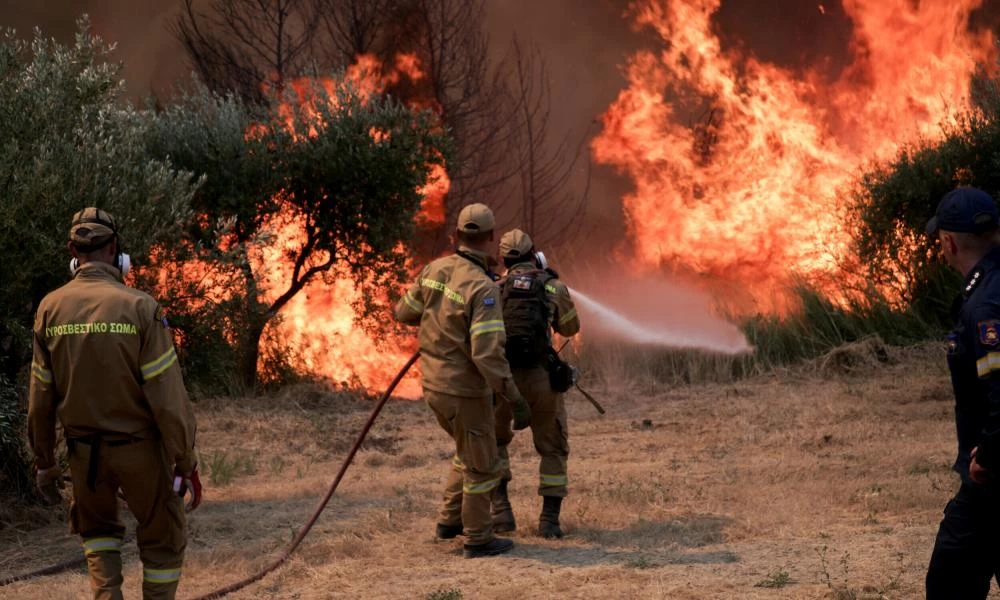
[394,203,531,558]
[492,229,580,539]
[28,208,200,600]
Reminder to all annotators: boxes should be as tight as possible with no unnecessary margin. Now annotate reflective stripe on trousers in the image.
[540,473,568,487]
[144,567,182,584]
[83,537,123,555]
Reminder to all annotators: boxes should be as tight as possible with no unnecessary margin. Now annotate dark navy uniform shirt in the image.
[947,246,1000,485]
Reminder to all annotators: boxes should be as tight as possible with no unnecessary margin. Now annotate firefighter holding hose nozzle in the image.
[492,229,581,539]
[393,203,531,558]
[28,208,200,600]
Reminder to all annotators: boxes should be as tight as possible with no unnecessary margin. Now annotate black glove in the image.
[503,380,531,430]
[545,348,577,392]
[511,397,532,430]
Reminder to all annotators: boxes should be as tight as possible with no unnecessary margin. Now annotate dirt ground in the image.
[3,343,998,599]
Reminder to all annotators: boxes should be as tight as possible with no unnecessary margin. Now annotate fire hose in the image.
[0,351,420,599]
[190,350,420,600]
[0,555,88,587]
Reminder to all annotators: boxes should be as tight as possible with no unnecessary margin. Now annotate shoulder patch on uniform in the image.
[483,297,496,306]
[979,320,1000,346]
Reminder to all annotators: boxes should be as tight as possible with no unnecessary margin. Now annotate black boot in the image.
[491,479,516,533]
[436,523,463,539]
[463,538,515,558]
[538,496,563,539]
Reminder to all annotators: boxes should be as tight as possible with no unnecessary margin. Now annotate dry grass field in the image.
[3,343,998,599]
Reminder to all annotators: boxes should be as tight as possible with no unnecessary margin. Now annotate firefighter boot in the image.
[538,496,563,539]
[436,523,464,539]
[491,479,516,533]
[463,537,515,558]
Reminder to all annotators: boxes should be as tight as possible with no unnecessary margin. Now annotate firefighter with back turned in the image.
[393,203,532,558]
[492,229,581,539]
[28,208,201,600]
[924,188,1000,598]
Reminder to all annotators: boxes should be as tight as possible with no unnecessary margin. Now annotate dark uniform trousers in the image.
[495,366,569,497]
[927,482,1000,599]
[69,437,186,600]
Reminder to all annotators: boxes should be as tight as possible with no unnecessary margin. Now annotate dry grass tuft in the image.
[814,336,895,376]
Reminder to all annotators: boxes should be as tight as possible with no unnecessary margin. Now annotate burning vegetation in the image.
[152,0,1000,395]
[592,0,996,314]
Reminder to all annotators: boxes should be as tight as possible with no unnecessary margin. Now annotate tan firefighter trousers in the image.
[495,366,569,497]
[425,389,501,546]
[68,437,187,600]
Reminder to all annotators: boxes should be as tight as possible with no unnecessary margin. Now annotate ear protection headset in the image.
[533,250,548,270]
[69,210,131,277]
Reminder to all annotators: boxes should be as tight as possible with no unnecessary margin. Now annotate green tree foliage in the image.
[852,74,1000,326]
[145,80,450,390]
[0,19,200,504]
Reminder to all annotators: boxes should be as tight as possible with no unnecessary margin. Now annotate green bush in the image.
[0,20,199,375]
[0,374,32,501]
[853,72,1000,327]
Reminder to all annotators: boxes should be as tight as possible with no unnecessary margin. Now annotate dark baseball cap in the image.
[926,187,999,235]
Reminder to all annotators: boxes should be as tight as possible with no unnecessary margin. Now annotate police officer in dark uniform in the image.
[925,187,1000,599]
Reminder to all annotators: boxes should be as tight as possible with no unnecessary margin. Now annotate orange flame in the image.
[162,53,446,397]
[592,0,994,314]
[257,53,446,397]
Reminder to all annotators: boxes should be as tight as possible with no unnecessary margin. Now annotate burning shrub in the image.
[853,71,1000,328]
[145,76,449,390]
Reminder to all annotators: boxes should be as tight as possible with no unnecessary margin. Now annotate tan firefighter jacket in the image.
[28,262,197,473]
[506,262,581,339]
[394,246,523,400]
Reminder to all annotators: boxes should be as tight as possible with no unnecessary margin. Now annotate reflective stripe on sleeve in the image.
[452,455,464,471]
[31,362,52,384]
[141,347,178,381]
[559,308,578,325]
[144,567,182,584]
[463,477,501,495]
[539,473,568,487]
[403,291,424,313]
[977,352,1000,377]
[470,320,505,338]
[82,537,122,555]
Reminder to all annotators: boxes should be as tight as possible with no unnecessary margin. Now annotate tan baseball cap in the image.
[457,203,495,233]
[70,207,118,249]
[499,228,534,258]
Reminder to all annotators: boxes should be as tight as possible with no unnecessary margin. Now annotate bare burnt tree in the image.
[314,0,401,65]
[174,0,321,101]
[173,0,588,253]
[505,37,590,248]
[396,0,525,228]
